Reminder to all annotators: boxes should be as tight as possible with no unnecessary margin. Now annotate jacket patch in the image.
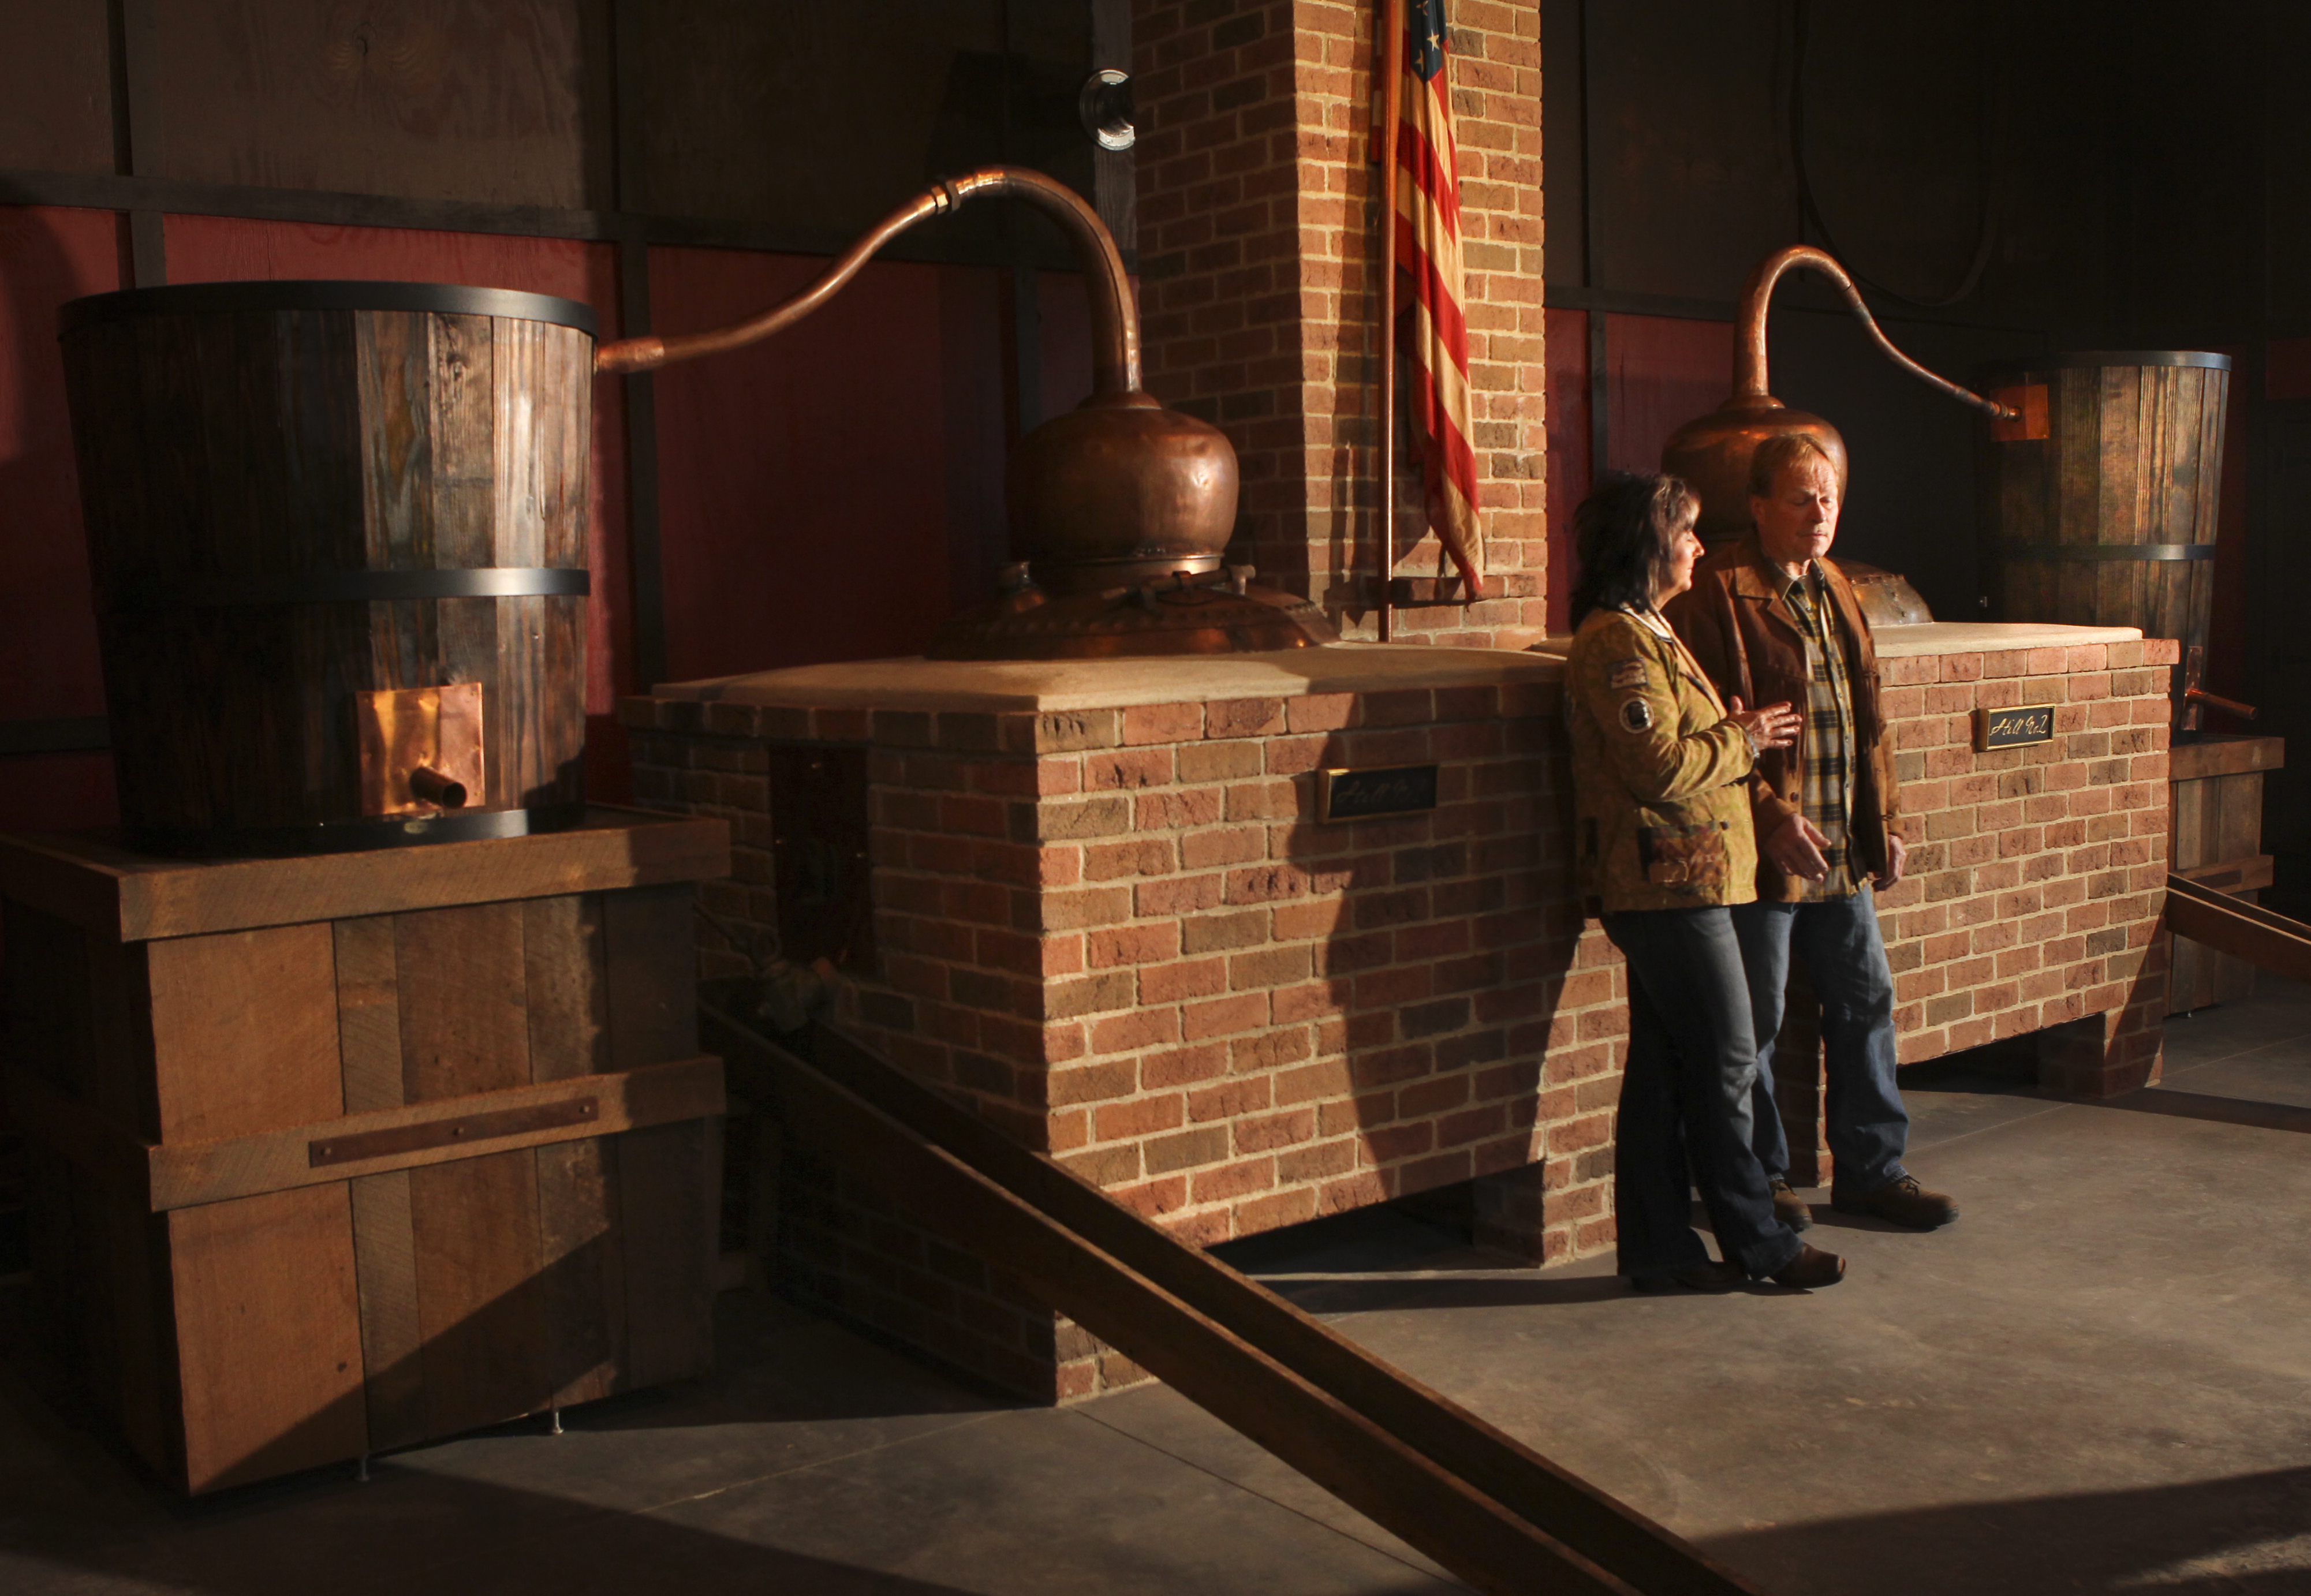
[1637,819,1731,894]
[1606,659,1648,690]
[1618,697,1653,733]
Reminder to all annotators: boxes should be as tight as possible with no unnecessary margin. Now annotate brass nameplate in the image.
[1974,705,2056,750]
[1318,764,1439,823]
[309,1096,596,1167]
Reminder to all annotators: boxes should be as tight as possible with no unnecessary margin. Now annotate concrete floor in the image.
[3,979,2309,1595]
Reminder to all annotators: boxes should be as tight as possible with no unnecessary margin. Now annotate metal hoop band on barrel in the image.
[1993,544,2216,562]
[129,802,591,861]
[1980,350,2232,373]
[109,567,593,610]
[59,280,599,337]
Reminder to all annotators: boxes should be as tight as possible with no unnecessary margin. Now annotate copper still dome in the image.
[595,167,1336,660]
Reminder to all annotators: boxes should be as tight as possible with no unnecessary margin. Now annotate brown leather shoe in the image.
[1769,1178,1813,1231]
[1833,1174,1958,1229]
[1630,1259,1747,1294]
[1768,1243,1846,1289]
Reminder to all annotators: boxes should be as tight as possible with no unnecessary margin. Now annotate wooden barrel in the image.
[59,281,597,855]
[1977,350,2230,679]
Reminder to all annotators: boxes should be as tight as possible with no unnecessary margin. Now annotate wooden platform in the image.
[0,808,730,1493]
[2168,735,2284,1013]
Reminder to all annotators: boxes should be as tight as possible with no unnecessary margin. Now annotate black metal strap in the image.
[62,280,599,337]
[1995,544,2215,563]
[110,567,592,610]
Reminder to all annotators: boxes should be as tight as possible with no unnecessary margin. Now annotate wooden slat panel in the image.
[349,1170,428,1452]
[188,1057,712,1198]
[0,0,112,172]
[148,924,343,1144]
[397,898,544,1437]
[169,1185,366,1493]
[603,883,699,1068]
[17,1055,721,1210]
[396,901,531,1101]
[2175,855,2274,894]
[0,811,730,942]
[334,915,404,1114]
[615,1120,716,1389]
[526,892,624,1406]
[153,0,594,209]
[81,1167,179,1478]
[603,881,713,1388]
[408,1148,552,1438]
[524,895,610,1081]
[536,1137,625,1408]
[2170,735,2284,782]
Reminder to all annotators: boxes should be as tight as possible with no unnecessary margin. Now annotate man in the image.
[1663,432,1957,1230]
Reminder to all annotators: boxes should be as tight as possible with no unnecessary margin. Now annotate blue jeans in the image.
[1601,907,1804,1280]
[1730,888,1909,1201]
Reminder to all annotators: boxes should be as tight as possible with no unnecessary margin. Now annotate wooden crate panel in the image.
[148,924,343,1143]
[0,818,728,1492]
[169,1184,365,1493]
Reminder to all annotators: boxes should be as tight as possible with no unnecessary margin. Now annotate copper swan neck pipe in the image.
[1735,245,2014,420]
[595,167,1140,393]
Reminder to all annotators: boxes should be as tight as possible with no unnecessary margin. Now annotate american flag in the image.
[1394,0,1485,597]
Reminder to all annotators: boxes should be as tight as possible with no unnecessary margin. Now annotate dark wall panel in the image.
[1541,305,1589,632]
[649,248,983,684]
[1603,312,1731,475]
[634,0,1091,250]
[645,245,1096,686]
[155,0,607,208]
[0,205,118,728]
[0,0,114,175]
[1583,0,1791,304]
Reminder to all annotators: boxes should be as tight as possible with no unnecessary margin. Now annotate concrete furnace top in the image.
[1521,619,2145,661]
[1863,621,2143,659]
[649,642,1565,714]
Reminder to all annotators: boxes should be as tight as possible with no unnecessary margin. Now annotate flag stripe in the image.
[1391,0,1484,596]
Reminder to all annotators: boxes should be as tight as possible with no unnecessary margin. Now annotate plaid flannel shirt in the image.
[1780,564,1860,900]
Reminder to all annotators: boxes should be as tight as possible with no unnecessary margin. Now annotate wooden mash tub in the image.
[6,282,730,1492]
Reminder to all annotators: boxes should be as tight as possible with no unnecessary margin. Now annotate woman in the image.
[1567,473,1845,1292]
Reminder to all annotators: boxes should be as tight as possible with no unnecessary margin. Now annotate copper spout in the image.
[595,167,1138,394]
[2185,687,2256,722]
[408,767,468,808]
[1663,244,2017,542]
[1732,246,2014,420]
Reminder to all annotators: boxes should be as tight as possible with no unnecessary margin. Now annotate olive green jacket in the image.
[1567,607,1761,914]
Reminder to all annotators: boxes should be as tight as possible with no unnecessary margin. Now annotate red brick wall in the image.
[625,631,2172,1396]
[1766,634,2176,1182]
[1130,0,1548,648]
[624,663,1625,1399]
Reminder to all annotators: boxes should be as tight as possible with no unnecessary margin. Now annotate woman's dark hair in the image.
[1569,472,1696,623]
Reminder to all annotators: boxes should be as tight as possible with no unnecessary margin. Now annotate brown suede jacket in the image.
[1660,538,1900,902]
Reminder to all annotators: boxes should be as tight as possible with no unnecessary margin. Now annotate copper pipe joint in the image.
[408,767,469,808]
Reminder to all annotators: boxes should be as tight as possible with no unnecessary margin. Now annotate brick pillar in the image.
[1131,0,1548,649]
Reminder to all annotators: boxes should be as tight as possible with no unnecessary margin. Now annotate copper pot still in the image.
[596,167,1334,659]
[1659,245,2015,543]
